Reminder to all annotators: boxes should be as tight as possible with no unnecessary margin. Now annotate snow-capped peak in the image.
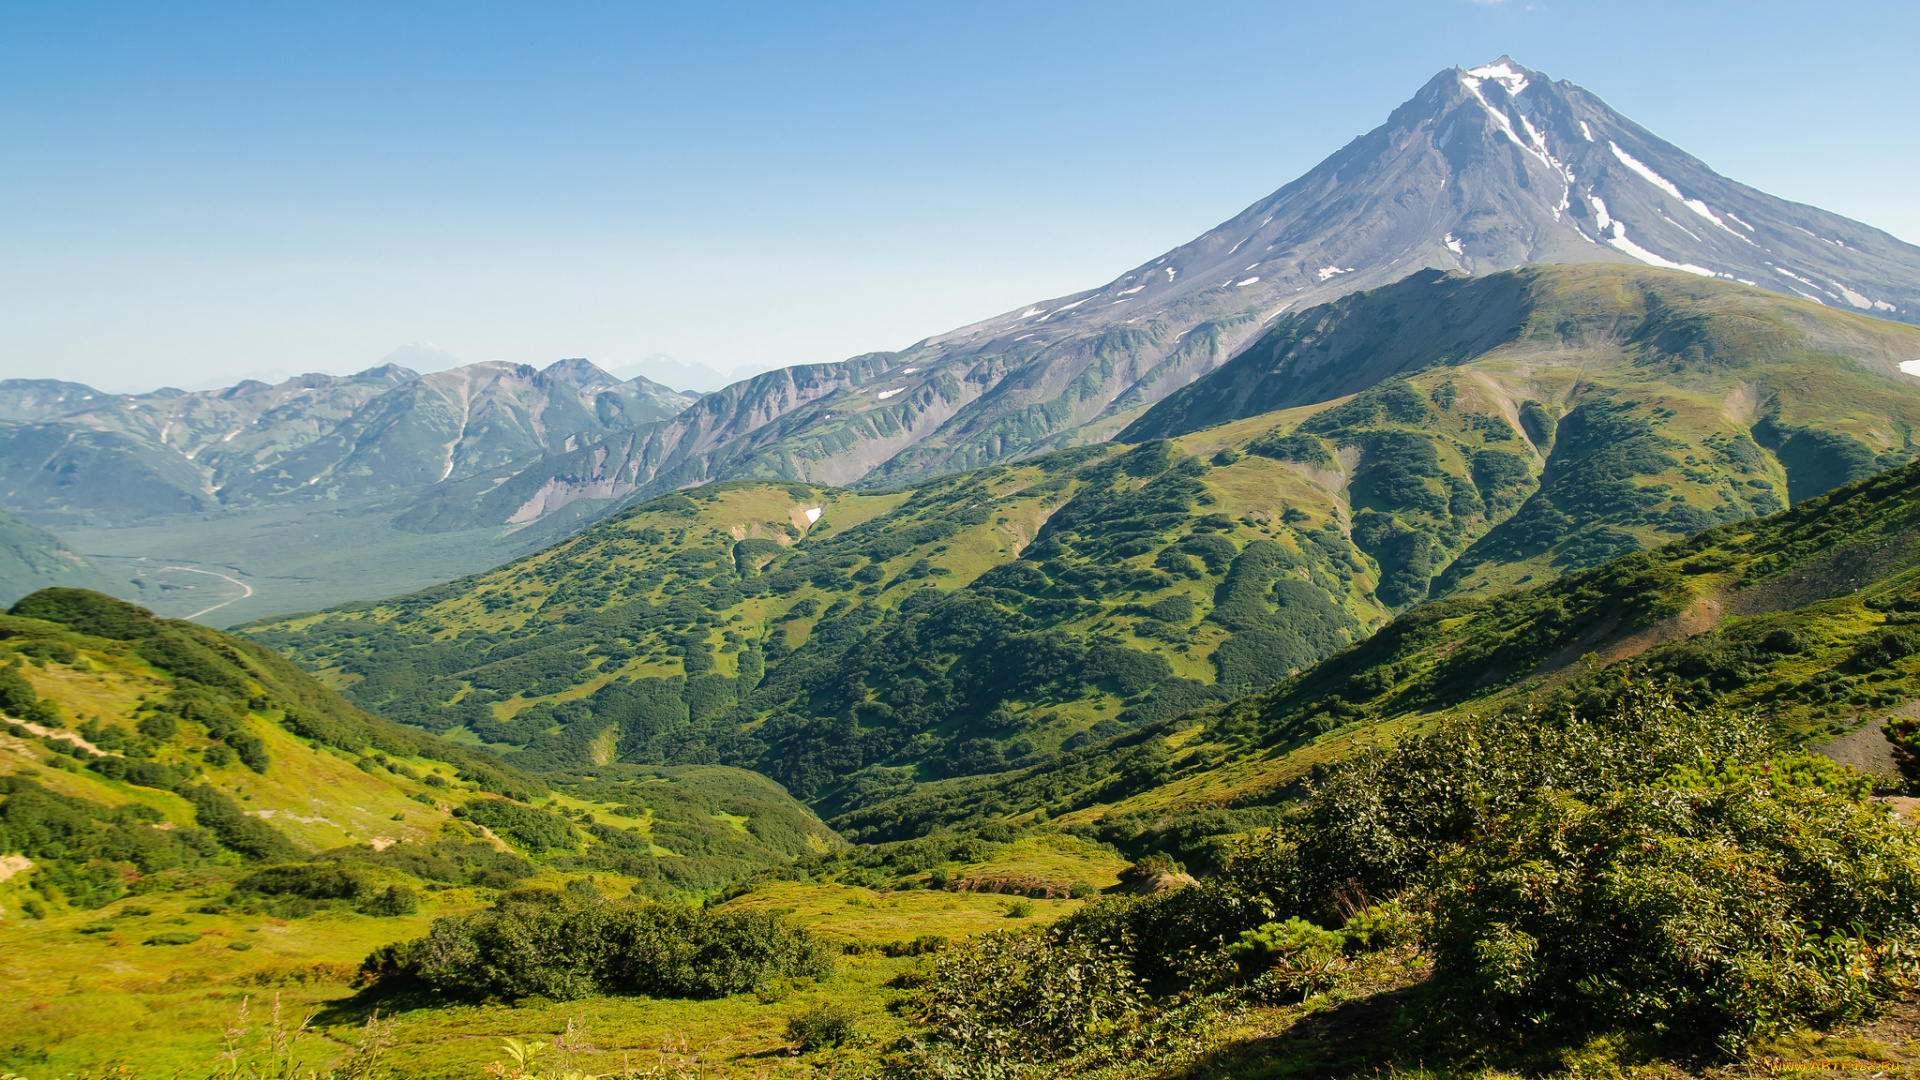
[1463,58,1530,97]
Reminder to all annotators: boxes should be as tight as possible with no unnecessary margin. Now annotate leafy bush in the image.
[888,931,1146,1079]
[358,884,419,917]
[1226,916,1343,977]
[1271,687,1775,919]
[367,892,833,1001]
[1247,431,1332,467]
[1340,899,1419,951]
[457,798,579,853]
[177,785,303,862]
[0,777,216,910]
[787,1003,857,1051]
[0,658,60,725]
[1855,626,1920,669]
[1422,762,1920,1052]
[235,863,366,900]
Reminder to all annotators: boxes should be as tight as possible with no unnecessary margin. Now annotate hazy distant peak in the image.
[352,363,421,383]
[604,354,743,394]
[377,341,465,373]
[541,357,621,392]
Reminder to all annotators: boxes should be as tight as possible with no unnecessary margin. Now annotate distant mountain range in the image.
[6,56,1919,622]
[399,56,1920,533]
[0,360,695,527]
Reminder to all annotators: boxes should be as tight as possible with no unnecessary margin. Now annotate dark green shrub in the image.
[882,934,947,957]
[235,863,366,899]
[135,632,248,693]
[1855,626,1920,669]
[224,731,270,773]
[357,884,419,917]
[144,931,200,945]
[786,1003,857,1051]
[1423,761,1920,1052]
[177,785,303,862]
[0,660,53,724]
[1271,687,1775,920]
[1248,431,1333,467]
[457,797,578,853]
[1226,916,1343,977]
[371,894,833,1001]
[10,589,159,640]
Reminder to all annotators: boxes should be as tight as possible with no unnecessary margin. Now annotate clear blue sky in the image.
[3,1,1915,392]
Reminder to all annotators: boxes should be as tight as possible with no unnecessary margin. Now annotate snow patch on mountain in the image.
[1608,142,1752,244]
[1829,282,1875,310]
[1589,195,1715,278]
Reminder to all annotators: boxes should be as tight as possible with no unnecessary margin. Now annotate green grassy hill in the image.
[0,588,838,917]
[836,457,1920,850]
[241,446,1401,817]
[245,266,1920,826]
[0,588,1127,1078]
[1128,264,1920,596]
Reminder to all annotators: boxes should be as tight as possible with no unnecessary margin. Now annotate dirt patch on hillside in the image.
[1528,593,1725,691]
[947,875,1075,899]
[1730,528,1920,618]
[1811,722,1903,779]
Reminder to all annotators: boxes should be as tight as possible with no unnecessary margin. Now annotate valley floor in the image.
[12,870,1920,1080]
[60,503,558,627]
[0,837,1122,1078]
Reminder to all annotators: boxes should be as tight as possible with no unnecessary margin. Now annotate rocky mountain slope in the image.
[0,360,696,529]
[411,57,1920,536]
[246,266,1920,822]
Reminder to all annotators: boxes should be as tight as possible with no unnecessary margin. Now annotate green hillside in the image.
[836,458,1920,849]
[0,509,126,607]
[0,587,1147,1078]
[0,589,839,918]
[1128,264,1920,596]
[247,267,1920,826]
[242,446,1404,816]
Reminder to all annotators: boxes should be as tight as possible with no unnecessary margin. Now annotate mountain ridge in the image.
[396,56,1920,537]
